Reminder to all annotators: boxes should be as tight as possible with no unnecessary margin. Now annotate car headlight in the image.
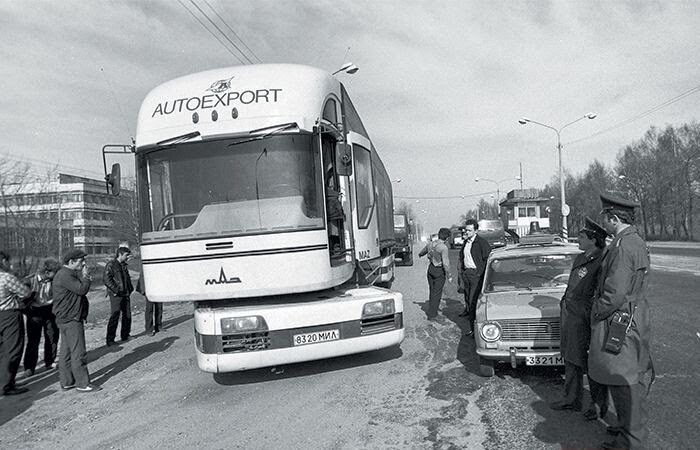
[480,321,502,342]
[362,299,395,317]
[221,316,268,333]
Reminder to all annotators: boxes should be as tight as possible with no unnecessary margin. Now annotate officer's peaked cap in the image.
[600,192,639,215]
[581,216,608,239]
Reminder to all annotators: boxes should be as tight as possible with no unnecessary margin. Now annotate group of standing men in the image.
[0,245,163,396]
[419,218,492,337]
[552,193,654,450]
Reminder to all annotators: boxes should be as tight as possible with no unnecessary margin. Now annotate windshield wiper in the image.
[156,131,201,147]
[227,122,299,148]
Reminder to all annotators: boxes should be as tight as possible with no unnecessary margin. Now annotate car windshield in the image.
[485,253,576,292]
[136,133,324,240]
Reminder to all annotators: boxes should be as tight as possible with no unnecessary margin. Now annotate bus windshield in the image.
[137,133,324,239]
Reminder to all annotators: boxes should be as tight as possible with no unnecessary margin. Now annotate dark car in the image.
[477,219,506,249]
[504,229,520,245]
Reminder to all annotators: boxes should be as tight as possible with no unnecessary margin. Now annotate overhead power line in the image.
[395,189,501,200]
[1,152,105,180]
[186,0,254,64]
[566,83,700,146]
[176,0,246,64]
[203,0,262,64]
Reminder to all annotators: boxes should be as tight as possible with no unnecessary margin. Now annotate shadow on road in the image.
[212,345,403,386]
[0,333,180,427]
[510,367,609,449]
[91,336,179,387]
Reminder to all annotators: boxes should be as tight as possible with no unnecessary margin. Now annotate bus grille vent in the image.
[360,314,397,335]
[221,332,271,353]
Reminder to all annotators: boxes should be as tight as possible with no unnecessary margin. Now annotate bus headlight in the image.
[362,299,395,318]
[220,316,268,334]
[480,322,502,342]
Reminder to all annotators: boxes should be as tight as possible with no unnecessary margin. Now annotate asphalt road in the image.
[1,243,699,449]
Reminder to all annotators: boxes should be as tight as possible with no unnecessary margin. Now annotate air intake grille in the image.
[221,332,270,353]
[361,314,398,335]
[499,319,560,341]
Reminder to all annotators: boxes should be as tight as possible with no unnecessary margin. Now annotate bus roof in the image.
[136,64,341,147]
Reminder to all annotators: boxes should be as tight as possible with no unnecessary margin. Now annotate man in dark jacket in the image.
[103,247,134,346]
[458,218,492,336]
[550,217,606,415]
[53,248,99,392]
[589,193,653,450]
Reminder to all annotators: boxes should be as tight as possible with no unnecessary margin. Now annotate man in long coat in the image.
[588,193,653,450]
[550,217,606,413]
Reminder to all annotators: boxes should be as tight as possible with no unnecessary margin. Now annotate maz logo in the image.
[205,267,241,285]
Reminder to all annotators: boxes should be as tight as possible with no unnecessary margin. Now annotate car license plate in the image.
[293,329,340,346]
[525,355,563,366]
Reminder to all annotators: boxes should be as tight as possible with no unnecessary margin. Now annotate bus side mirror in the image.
[336,143,353,176]
[106,163,121,196]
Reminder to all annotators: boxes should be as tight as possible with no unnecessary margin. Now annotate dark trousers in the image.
[426,264,446,318]
[106,295,131,343]
[145,300,162,332]
[608,381,649,449]
[461,268,480,328]
[57,320,90,388]
[561,361,584,407]
[23,305,59,371]
[589,377,609,413]
[0,310,25,393]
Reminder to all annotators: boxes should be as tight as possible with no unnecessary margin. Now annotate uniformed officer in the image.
[550,217,607,415]
[588,193,653,450]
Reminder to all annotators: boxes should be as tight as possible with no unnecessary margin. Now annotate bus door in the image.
[321,129,350,260]
[347,131,379,262]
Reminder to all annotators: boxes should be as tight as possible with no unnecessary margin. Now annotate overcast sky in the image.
[2,1,699,233]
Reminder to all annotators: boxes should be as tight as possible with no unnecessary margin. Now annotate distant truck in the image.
[478,219,506,249]
[450,226,465,249]
[392,213,413,266]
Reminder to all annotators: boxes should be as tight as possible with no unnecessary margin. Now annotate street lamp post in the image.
[474,176,522,202]
[518,113,597,242]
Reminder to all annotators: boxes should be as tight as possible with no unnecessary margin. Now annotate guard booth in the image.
[499,189,552,237]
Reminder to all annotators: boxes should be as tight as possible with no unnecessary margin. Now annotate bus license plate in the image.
[293,329,340,346]
[525,355,564,366]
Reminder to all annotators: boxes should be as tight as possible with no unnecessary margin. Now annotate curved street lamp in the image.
[474,175,522,202]
[518,113,596,241]
[332,62,359,76]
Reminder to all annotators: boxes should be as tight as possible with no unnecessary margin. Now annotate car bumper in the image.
[476,346,561,368]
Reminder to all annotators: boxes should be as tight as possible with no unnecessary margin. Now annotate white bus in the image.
[104,64,403,372]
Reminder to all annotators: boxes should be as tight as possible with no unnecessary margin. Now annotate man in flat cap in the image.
[52,248,100,392]
[588,193,653,450]
[551,218,608,418]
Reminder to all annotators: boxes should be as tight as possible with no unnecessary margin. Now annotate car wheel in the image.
[405,255,413,266]
[479,357,495,377]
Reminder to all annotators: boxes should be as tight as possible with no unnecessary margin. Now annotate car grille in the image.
[499,318,560,341]
[221,332,271,353]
